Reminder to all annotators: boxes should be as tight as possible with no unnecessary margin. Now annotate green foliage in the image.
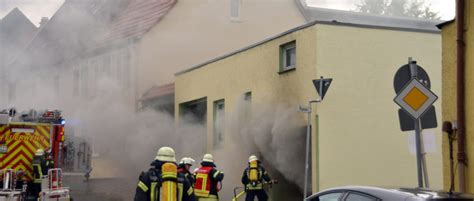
[355,0,440,20]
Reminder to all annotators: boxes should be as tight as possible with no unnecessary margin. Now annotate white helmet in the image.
[248,155,258,163]
[155,147,176,162]
[202,153,214,163]
[179,157,195,165]
[35,149,45,156]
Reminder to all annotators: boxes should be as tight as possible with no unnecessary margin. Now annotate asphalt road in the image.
[63,176,135,201]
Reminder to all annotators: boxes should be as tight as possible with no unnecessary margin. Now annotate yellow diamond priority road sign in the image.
[394,79,438,120]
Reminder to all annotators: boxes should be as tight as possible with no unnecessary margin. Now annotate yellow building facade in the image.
[439,1,474,193]
[175,16,442,196]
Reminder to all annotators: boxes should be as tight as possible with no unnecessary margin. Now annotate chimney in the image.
[39,17,48,28]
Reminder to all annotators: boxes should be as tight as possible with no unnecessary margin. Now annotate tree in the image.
[355,0,440,20]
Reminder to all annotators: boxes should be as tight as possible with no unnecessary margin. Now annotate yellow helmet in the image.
[202,153,214,163]
[35,149,45,156]
[155,147,176,162]
[248,155,258,163]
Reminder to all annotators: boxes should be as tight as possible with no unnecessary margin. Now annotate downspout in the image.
[456,0,466,193]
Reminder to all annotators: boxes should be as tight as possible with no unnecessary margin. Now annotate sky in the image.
[0,0,456,27]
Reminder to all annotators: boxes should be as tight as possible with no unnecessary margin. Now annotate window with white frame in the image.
[280,41,296,72]
[230,0,241,21]
[73,70,80,96]
[122,49,131,89]
[80,65,88,97]
[213,100,225,148]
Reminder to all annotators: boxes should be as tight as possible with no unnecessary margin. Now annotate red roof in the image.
[141,83,175,100]
[102,0,177,44]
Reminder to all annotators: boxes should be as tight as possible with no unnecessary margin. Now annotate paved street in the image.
[64,176,135,201]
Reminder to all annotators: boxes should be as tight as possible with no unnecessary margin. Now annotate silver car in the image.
[307,186,474,201]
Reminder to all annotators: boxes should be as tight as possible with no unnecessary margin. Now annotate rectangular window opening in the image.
[230,0,241,21]
[279,41,296,72]
[213,99,225,148]
[73,70,80,96]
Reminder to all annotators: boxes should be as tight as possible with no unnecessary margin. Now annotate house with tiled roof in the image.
[5,0,307,110]
[4,0,129,106]
[0,8,38,105]
[64,0,306,111]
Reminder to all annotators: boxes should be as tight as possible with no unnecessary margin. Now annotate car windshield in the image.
[398,189,474,200]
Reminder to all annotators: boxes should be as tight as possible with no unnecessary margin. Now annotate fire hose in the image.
[232,180,278,201]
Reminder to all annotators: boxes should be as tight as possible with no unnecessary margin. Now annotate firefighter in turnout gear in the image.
[134,147,196,201]
[31,149,48,199]
[241,155,271,201]
[194,154,224,201]
[44,147,55,169]
[178,157,195,185]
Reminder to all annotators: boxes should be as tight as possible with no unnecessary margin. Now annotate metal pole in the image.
[422,141,430,188]
[303,101,311,200]
[414,119,424,188]
[409,58,424,188]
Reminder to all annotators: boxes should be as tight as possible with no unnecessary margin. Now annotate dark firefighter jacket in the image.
[241,163,271,190]
[32,155,48,183]
[134,160,196,201]
[178,165,195,185]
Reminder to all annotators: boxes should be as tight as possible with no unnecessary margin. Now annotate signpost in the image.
[393,58,438,188]
[301,76,332,200]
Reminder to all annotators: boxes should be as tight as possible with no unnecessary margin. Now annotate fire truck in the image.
[0,108,71,201]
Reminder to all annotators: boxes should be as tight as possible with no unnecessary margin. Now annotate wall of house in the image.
[175,24,317,200]
[135,0,305,100]
[441,1,474,193]
[175,24,317,149]
[314,24,442,191]
[175,22,443,195]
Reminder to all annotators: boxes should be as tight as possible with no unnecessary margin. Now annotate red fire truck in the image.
[0,109,71,200]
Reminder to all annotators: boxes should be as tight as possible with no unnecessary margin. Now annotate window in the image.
[121,49,131,89]
[345,193,377,201]
[312,192,343,201]
[244,91,252,101]
[73,70,80,96]
[80,65,88,97]
[103,54,111,77]
[213,100,225,148]
[279,41,296,72]
[230,0,241,21]
[8,82,16,103]
[54,75,60,95]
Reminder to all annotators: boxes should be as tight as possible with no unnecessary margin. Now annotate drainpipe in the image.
[456,0,466,193]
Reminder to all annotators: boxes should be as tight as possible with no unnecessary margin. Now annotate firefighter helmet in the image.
[155,147,176,162]
[249,155,258,163]
[202,153,214,163]
[35,149,45,156]
[180,157,195,166]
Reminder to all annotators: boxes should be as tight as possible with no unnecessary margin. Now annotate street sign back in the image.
[398,106,437,131]
[393,64,431,94]
[313,78,332,100]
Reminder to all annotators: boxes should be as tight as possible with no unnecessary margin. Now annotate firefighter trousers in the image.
[197,196,219,201]
[245,190,268,201]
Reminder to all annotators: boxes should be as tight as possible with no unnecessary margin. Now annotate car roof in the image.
[308,186,417,200]
[308,186,474,200]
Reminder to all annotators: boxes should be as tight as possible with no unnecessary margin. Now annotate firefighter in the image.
[178,157,195,185]
[194,154,224,201]
[134,147,196,201]
[15,170,26,190]
[241,155,272,201]
[31,149,48,199]
[44,147,55,169]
